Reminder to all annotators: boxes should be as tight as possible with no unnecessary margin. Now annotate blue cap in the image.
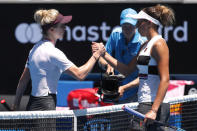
[120,8,137,26]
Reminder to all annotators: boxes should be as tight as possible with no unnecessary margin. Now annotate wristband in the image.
[92,55,98,61]
[151,109,157,113]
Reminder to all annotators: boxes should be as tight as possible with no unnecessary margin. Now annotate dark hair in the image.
[143,4,175,26]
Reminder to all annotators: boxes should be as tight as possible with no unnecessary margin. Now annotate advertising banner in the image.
[0,3,196,94]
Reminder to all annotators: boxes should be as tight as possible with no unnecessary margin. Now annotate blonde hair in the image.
[34,9,59,26]
[143,4,175,26]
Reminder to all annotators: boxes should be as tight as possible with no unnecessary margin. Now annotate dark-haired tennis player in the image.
[92,4,175,131]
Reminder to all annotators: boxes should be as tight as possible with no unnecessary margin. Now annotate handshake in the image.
[91,42,106,60]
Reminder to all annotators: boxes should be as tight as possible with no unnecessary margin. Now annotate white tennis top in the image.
[137,35,167,103]
[26,40,74,96]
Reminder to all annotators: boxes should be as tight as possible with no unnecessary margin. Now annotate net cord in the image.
[0,94,196,119]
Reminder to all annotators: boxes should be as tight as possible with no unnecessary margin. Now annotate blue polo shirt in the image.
[105,27,145,101]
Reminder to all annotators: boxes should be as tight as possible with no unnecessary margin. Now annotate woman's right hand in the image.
[118,86,126,98]
[92,42,106,59]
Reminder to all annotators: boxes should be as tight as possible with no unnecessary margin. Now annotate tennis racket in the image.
[122,105,185,131]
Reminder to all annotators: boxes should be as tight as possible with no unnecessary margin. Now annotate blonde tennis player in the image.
[12,9,105,111]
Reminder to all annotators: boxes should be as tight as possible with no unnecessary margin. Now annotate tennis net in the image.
[0,94,197,131]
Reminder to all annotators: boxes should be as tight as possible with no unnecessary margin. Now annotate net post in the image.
[73,110,78,131]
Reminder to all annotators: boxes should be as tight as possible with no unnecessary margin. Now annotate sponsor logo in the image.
[15,21,188,44]
[84,118,111,131]
[188,87,197,95]
[158,21,188,42]
[15,23,42,44]
[65,22,114,42]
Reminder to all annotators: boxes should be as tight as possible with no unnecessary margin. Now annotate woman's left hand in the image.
[144,109,157,123]
[92,42,106,56]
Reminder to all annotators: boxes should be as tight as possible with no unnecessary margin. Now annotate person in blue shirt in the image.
[98,8,146,104]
